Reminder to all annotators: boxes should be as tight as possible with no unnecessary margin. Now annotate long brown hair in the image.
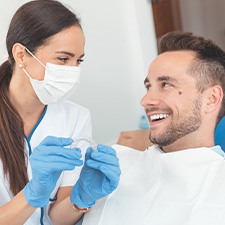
[0,0,81,195]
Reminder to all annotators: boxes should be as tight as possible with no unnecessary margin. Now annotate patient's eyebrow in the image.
[144,75,178,89]
[157,75,177,83]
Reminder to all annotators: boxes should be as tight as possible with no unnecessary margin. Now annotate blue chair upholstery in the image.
[215,116,225,151]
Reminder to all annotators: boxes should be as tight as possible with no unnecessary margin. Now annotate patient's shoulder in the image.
[111,144,154,173]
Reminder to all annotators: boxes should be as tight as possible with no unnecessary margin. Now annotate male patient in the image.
[82,32,225,225]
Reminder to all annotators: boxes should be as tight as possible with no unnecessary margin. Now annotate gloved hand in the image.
[70,144,121,208]
[24,136,83,208]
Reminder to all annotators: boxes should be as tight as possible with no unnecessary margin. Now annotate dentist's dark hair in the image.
[0,0,81,195]
[159,31,225,124]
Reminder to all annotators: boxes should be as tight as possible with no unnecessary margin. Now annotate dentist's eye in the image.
[77,58,84,65]
[58,57,69,63]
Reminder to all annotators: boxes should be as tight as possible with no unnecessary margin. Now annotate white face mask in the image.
[21,47,80,105]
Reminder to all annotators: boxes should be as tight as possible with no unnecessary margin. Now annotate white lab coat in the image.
[0,100,92,225]
[83,144,225,225]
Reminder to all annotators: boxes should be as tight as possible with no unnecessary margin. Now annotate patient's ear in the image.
[205,85,223,113]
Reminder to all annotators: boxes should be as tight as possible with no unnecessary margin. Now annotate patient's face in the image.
[141,50,203,151]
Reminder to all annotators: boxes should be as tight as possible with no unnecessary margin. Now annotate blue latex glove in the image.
[70,144,121,208]
[24,136,83,208]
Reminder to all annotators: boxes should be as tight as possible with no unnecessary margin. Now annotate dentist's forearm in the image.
[49,187,83,225]
[0,190,36,225]
[50,197,83,225]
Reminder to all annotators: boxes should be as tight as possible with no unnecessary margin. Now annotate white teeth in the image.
[150,114,169,121]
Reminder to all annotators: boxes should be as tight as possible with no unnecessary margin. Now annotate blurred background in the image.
[152,0,225,50]
[0,0,224,144]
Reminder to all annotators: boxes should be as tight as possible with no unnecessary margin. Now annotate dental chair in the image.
[215,116,225,151]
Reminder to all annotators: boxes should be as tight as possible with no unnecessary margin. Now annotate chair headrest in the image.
[215,116,225,152]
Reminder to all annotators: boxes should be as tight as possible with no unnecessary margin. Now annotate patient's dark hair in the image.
[0,0,81,195]
[159,31,225,123]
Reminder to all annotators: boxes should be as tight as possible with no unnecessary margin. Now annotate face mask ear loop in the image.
[24,47,46,69]
[22,67,33,80]
[18,64,33,80]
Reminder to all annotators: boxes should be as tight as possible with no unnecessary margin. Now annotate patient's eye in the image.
[144,82,151,91]
[162,82,172,89]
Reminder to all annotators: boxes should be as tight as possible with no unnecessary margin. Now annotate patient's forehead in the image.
[147,51,196,80]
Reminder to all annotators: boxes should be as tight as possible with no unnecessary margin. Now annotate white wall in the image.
[0,0,157,144]
[202,0,225,49]
[179,0,225,49]
[179,0,205,36]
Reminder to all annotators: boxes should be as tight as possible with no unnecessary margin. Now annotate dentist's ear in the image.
[12,43,26,67]
[205,85,223,114]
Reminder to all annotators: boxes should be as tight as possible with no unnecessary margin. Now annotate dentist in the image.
[0,1,120,225]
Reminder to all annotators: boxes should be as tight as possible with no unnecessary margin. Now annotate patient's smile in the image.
[150,113,170,122]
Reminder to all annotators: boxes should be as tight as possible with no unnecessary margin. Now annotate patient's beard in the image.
[150,98,202,147]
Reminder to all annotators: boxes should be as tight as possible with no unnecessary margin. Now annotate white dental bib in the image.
[83,145,225,225]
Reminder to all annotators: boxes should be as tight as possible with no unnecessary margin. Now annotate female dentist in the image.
[0,1,120,225]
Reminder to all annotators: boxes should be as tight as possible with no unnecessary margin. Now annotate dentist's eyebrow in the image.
[157,75,178,83]
[55,51,85,58]
[79,53,85,58]
[55,51,75,57]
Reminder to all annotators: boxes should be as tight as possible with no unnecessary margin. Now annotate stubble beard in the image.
[150,98,202,147]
